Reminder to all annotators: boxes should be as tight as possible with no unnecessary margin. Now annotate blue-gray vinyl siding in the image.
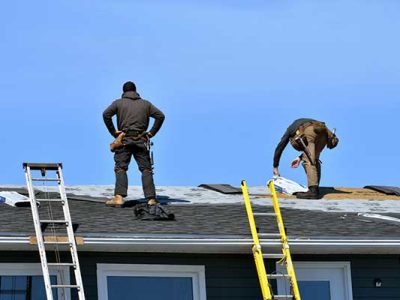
[0,252,398,299]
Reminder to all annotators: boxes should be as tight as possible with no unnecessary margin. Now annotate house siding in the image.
[0,252,399,299]
[294,255,400,300]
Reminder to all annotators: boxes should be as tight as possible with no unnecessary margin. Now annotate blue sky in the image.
[1,0,399,188]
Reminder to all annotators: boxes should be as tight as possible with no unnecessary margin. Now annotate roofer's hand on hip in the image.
[273,167,280,177]
[114,130,123,138]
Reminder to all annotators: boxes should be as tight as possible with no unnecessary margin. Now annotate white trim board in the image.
[97,263,207,300]
[3,236,400,254]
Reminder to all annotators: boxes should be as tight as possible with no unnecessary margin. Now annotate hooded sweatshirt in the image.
[103,91,165,137]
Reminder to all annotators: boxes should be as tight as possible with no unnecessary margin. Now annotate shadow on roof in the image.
[319,187,352,197]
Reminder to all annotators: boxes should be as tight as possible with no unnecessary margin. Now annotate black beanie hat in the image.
[122,81,136,92]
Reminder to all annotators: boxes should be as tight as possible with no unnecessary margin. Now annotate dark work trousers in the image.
[114,137,156,199]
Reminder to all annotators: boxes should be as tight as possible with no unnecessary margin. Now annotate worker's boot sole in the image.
[296,194,320,199]
[105,203,124,208]
[295,192,320,199]
[296,185,320,199]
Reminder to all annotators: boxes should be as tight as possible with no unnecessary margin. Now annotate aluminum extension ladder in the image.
[241,180,301,300]
[23,163,85,300]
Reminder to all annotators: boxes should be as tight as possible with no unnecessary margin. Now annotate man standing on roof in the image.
[273,118,338,199]
[103,81,165,207]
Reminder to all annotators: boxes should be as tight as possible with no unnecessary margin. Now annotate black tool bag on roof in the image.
[134,203,175,221]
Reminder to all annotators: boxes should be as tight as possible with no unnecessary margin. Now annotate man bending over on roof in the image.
[103,81,165,207]
[273,118,338,199]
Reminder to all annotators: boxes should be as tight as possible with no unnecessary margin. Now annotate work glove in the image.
[291,156,302,168]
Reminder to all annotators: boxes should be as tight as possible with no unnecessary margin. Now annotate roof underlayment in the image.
[1,185,400,213]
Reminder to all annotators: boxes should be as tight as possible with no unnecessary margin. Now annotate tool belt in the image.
[290,135,307,151]
[109,130,146,152]
[327,130,339,149]
[289,121,327,152]
[110,132,125,152]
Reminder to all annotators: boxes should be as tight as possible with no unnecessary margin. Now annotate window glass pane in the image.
[107,276,193,300]
[0,275,58,300]
[298,281,331,300]
[0,276,27,300]
[31,276,58,300]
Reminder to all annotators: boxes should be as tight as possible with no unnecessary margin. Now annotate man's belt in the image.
[125,130,145,139]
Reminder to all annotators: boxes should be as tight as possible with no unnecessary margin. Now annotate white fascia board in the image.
[2,236,400,254]
[81,238,400,254]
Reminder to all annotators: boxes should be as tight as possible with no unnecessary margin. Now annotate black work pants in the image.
[113,137,155,199]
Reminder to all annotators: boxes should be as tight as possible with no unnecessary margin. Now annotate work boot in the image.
[296,186,320,199]
[106,195,124,207]
[110,133,125,152]
[147,198,158,206]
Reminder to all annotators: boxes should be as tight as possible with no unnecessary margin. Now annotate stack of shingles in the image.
[364,186,400,196]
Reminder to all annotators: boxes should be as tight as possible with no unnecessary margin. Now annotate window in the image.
[97,264,207,300]
[277,261,353,300]
[0,263,70,300]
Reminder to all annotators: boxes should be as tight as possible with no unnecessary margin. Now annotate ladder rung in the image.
[48,263,75,267]
[258,233,281,237]
[262,253,284,259]
[23,162,62,170]
[36,198,64,202]
[31,178,60,182]
[40,220,68,224]
[253,212,276,216]
[44,241,71,245]
[51,284,80,289]
[273,296,293,300]
[267,274,290,280]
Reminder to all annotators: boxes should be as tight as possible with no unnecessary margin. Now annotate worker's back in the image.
[103,90,164,134]
[114,91,154,132]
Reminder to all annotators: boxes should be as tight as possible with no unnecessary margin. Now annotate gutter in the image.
[1,236,400,254]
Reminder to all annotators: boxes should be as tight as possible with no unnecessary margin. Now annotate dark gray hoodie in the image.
[103,91,165,137]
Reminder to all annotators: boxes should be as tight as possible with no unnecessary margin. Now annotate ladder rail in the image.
[269,181,301,300]
[241,180,273,300]
[241,180,302,300]
[57,167,86,300]
[24,163,86,300]
[25,166,54,300]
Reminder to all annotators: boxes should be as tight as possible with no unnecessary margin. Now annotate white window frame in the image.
[0,263,71,299]
[277,261,353,300]
[97,264,207,300]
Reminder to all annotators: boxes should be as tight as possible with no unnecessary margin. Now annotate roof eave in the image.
[1,236,400,254]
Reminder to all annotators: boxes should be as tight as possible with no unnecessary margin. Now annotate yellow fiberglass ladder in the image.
[241,180,301,300]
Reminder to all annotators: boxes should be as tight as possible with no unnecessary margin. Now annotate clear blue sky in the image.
[1,0,399,187]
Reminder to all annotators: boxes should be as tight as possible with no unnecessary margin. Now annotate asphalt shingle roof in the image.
[1,195,400,239]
